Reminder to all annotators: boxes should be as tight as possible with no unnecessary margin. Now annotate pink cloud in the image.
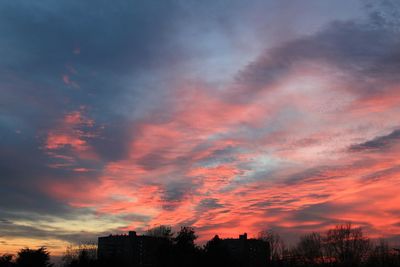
[62,74,70,85]
[45,109,98,167]
[44,68,400,243]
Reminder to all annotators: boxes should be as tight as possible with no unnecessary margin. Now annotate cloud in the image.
[197,198,224,211]
[160,181,198,211]
[234,17,400,102]
[2,0,400,255]
[349,129,400,152]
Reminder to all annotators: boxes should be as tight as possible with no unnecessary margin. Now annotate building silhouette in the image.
[97,231,269,267]
[98,231,169,267]
[218,233,270,267]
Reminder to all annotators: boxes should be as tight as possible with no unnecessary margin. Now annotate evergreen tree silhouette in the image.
[15,247,52,267]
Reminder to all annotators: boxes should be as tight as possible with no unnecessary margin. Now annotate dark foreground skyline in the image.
[1,224,400,267]
[1,0,400,256]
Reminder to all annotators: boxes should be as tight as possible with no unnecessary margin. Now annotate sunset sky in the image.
[1,0,400,255]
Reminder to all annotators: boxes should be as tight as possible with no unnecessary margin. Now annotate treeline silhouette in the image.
[0,247,52,267]
[1,223,400,267]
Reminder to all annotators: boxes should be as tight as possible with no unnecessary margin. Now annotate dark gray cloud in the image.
[0,0,188,144]
[197,198,224,211]
[0,1,184,73]
[161,181,195,211]
[0,0,199,214]
[0,219,105,244]
[361,165,400,181]
[0,208,149,245]
[350,129,400,152]
[196,220,240,233]
[233,7,400,101]
[284,166,345,185]
[290,202,348,224]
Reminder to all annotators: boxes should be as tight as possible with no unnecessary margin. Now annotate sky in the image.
[1,0,400,256]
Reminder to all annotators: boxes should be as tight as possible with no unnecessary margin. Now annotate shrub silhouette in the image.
[15,247,52,267]
[0,254,14,267]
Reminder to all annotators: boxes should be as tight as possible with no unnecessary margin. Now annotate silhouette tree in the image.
[145,225,173,240]
[365,239,400,267]
[173,226,200,267]
[258,229,285,264]
[15,247,52,267]
[61,243,97,267]
[324,223,371,266]
[0,254,14,267]
[295,232,324,266]
[175,226,197,248]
